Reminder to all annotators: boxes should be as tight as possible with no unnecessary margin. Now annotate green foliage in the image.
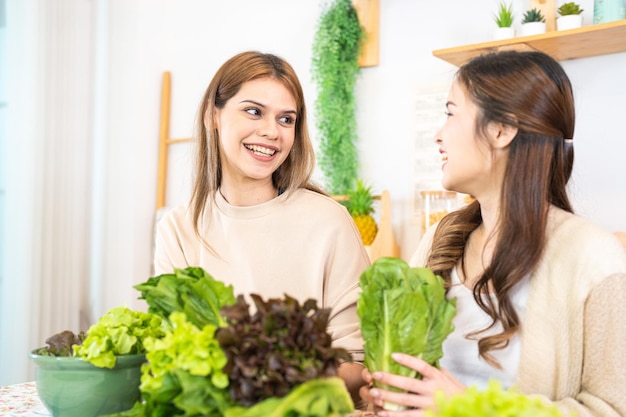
[138,312,232,416]
[558,2,584,15]
[522,7,546,23]
[73,307,164,368]
[134,266,236,329]
[106,268,354,417]
[493,2,515,27]
[424,380,570,417]
[108,267,354,417]
[36,307,164,368]
[357,257,457,411]
[311,0,363,194]
[223,377,353,417]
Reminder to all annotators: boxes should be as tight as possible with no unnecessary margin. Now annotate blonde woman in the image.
[154,51,369,405]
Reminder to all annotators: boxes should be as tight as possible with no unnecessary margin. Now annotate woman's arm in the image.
[563,273,626,417]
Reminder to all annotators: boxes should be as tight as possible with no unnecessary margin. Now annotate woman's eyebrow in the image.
[240,99,297,115]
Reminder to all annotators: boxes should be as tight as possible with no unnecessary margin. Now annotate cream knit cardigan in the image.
[411,207,626,417]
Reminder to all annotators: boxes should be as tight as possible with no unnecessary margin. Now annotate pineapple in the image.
[346,180,378,245]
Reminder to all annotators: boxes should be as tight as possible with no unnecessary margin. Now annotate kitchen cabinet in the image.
[432,19,626,67]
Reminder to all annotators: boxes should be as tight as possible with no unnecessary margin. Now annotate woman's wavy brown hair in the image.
[427,51,575,367]
[190,51,325,240]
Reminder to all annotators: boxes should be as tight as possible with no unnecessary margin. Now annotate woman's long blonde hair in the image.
[190,51,325,238]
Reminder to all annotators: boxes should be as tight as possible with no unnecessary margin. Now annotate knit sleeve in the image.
[554,272,626,417]
[321,202,371,362]
[153,205,193,275]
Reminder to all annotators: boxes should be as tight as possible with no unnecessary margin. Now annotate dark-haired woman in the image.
[360,50,626,417]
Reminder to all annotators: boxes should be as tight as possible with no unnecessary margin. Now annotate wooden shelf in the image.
[353,0,380,67]
[433,19,626,67]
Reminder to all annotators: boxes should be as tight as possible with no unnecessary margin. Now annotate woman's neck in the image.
[219,180,278,206]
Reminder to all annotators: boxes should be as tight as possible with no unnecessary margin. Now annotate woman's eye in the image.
[279,115,295,125]
[245,108,261,116]
[444,111,452,117]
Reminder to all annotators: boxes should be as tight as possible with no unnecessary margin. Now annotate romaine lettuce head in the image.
[357,257,456,394]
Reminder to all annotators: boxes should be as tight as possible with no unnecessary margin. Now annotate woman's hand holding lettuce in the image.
[357,257,456,410]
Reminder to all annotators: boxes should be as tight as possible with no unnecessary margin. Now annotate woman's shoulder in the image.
[281,189,360,233]
[544,206,626,279]
[155,202,193,228]
[548,207,623,251]
[287,188,351,214]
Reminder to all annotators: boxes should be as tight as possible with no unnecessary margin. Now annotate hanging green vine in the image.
[311,0,363,195]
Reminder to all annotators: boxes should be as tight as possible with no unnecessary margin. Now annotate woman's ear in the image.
[488,121,518,149]
[207,108,219,131]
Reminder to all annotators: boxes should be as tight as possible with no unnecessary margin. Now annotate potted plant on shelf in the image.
[493,1,516,40]
[520,7,547,36]
[557,2,584,30]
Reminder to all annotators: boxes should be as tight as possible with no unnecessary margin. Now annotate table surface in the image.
[0,382,50,416]
[0,382,374,417]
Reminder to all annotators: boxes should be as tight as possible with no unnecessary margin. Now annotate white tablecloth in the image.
[0,381,373,417]
[0,382,51,417]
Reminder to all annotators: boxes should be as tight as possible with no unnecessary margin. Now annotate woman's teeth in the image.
[245,144,276,156]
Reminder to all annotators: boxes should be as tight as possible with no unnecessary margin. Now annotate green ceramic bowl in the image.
[29,350,146,417]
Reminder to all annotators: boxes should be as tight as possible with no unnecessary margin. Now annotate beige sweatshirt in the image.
[154,188,370,360]
[411,207,626,417]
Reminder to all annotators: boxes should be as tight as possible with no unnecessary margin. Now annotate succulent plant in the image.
[493,1,515,27]
[522,7,546,23]
[558,2,584,15]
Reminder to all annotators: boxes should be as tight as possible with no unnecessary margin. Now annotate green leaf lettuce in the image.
[223,376,353,417]
[134,266,236,329]
[424,380,571,417]
[357,257,456,409]
[73,306,164,368]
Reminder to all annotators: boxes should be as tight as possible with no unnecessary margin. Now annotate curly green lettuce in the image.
[424,380,570,417]
[73,306,165,368]
[137,312,232,416]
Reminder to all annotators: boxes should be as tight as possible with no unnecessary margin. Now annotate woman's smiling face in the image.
[215,77,297,185]
[435,79,498,198]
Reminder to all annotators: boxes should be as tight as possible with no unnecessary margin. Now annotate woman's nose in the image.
[434,128,443,144]
[259,119,278,139]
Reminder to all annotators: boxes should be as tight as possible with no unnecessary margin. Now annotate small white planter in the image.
[494,26,516,40]
[520,21,547,36]
[557,14,583,30]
